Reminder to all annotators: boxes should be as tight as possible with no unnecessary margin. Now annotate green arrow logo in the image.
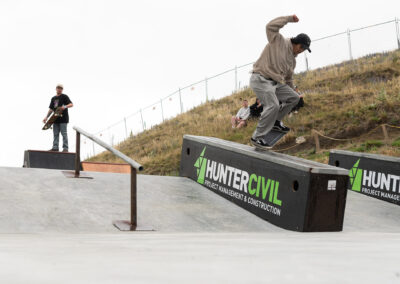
[194,147,207,184]
[349,159,363,192]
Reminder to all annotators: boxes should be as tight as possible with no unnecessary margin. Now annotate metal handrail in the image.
[73,126,143,171]
[72,125,144,231]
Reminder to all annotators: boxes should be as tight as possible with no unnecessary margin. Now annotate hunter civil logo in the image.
[349,159,362,192]
[193,146,283,216]
[194,147,207,184]
[348,158,400,203]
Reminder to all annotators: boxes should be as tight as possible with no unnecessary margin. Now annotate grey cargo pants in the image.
[250,73,299,139]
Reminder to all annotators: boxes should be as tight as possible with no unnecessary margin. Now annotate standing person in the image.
[249,98,263,118]
[231,99,250,129]
[250,15,311,149]
[43,84,73,152]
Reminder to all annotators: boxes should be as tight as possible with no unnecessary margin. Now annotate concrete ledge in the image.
[329,149,400,205]
[180,135,349,232]
[23,150,78,170]
[186,135,348,175]
[331,149,400,163]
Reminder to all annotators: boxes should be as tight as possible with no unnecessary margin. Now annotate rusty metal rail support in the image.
[131,166,137,228]
[75,132,81,177]
[112,166,143,231]
[71,126,150,231]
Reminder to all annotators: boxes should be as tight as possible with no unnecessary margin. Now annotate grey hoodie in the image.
[252,16,297,89]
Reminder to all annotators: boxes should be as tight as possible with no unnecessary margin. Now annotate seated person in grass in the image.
[231,99,250,129]
[250,98,263,118]
[290,86,305,114]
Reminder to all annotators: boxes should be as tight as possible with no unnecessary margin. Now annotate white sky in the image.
[0,0,399,167]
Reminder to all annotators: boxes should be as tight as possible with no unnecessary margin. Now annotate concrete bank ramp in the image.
[0,167,280,233]
[0,167,399,233]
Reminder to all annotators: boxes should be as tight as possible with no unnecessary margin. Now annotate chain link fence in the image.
[82,18,400,159]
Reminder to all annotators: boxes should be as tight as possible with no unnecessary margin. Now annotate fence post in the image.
[235,65,238,92]
[347,29,353,60]
[396,17,400,49]
[124,117,128,139]
[179,88,183,113]
[312,130,321,153]
[160,98,164,122]
[140,109,145,131]
[304,52,309,71]
[381,124,389,143]
[205,77,208,102]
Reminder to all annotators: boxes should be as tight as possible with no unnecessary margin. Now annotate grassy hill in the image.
[88,50,400,175]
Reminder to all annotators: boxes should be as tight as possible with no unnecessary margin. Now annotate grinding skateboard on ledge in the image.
[253,128,288,151]
[249,14,311,150]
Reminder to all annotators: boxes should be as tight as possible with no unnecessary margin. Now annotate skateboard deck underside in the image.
[262,129,287,146]
[254,129,287,151]
[42,108,63,130]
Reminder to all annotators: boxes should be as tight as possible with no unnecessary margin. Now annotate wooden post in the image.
[312,130,321,153]
[381,124,389,143]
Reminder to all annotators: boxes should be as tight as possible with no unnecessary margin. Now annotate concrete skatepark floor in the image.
[0,167,399,283]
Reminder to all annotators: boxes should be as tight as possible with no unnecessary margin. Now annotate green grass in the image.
[392,137,400,147]
[351,140,384,152]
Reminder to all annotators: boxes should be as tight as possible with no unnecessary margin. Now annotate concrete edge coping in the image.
[184,135,349,176]
[330,149,400,163]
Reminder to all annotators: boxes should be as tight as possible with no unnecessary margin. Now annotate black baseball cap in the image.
[291,33,311,52]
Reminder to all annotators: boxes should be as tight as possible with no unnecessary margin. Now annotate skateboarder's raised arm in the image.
[266,15,297,43]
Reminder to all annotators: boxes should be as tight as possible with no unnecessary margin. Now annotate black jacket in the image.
[250,102,263,117]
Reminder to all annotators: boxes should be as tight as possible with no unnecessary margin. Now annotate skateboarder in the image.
[250,15,311,149]
[43,84,73,152]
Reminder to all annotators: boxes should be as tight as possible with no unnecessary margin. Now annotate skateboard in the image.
[253,129,287,151]
[42,107,64,130]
